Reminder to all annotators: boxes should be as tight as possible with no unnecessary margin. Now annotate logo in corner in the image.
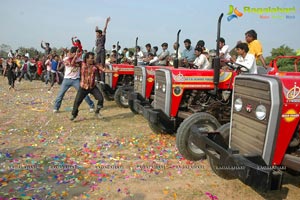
[227,5,243,21]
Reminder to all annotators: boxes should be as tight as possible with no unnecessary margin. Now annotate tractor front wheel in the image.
[114,87,130,108]
[176,112,221,161]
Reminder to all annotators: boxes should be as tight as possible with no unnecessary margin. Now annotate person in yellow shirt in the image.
[14,55,22,77]
[245,30,269,70]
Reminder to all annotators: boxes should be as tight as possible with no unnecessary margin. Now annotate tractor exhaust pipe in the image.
[174,29,181,68]
[134,37,138,66]
[116,41,119,64]
[211,13,224,95]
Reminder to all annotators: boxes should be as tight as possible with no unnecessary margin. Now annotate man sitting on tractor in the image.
[235,43,257,74]
[193,47,210,69]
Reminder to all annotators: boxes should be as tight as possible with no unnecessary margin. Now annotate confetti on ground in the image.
[0,78,296,200]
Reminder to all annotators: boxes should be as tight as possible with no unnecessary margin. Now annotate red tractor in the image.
[269,55,300,72]
[144,65,245,158]
[99,63,134,108]
[129,65,173,114]
[142,14,276,161]
[189,71,300,191]
[129,30,181,114]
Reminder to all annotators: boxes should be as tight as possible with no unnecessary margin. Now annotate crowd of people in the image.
[104,29,270,74]
[0,25,270,120]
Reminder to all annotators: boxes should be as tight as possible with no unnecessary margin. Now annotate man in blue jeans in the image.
[53,47,94,113]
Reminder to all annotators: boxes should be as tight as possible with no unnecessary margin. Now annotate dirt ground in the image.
[0,77,299,200]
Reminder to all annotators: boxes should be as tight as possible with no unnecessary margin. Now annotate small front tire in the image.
[176,112,221,161]
[114,87,130,108]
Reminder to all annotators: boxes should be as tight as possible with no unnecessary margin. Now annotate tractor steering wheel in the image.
[190,64,198,69]
[225,62,249,73]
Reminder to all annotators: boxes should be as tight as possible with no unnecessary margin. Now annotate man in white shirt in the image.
[219,37,232,61]
[148,53,159,66]
[8,50,14,58]
[53,47,95,113]
[168,42,182,66]
[135,46,144,65]
[193,47,210,69]
[235,43,257,74]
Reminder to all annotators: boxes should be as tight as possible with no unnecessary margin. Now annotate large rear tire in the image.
[208,123,235,179]
[114,87,129,108]
[176,112,221,161]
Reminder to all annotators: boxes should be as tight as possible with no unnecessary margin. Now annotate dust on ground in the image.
[0,78,299,200]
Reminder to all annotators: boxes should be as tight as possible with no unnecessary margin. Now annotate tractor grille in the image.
[230,78,271,156]
[154,70,171,116]
[133,67,145,97]
[105,65,113,86]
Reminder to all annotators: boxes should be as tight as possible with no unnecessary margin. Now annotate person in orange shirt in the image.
[244,29,270,70]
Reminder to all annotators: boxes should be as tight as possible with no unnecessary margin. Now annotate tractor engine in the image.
[181,89,232,124]
[119,74,134,86]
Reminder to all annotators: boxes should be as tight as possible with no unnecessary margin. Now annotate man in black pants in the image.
[70,52,116,121]
[95,16,111,82]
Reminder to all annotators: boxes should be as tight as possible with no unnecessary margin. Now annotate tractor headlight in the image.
[134,75,138,81]
[139,76,143,82]
[255,105,267,120]
[162,84,166,93]
[234,98,243,112]
[155,82,159,90]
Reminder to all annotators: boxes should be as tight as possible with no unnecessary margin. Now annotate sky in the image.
[0,0,299,56]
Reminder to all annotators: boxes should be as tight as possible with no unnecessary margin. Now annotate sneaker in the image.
[89,108,94,112]
[53,109,58,113]
[70,115,76,121]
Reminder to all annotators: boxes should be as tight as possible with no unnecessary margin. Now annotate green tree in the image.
[265,45,297,72]
[18,47,40,58]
